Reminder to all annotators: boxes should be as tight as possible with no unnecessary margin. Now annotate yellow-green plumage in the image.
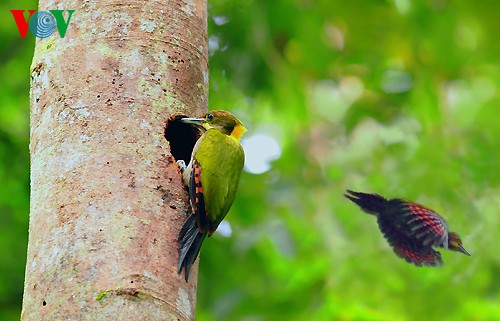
[177,110,246,281]
[193,129,244,228]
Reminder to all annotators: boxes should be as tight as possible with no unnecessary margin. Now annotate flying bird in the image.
[345,190,470,266]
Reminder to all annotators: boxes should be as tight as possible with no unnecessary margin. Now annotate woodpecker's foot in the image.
[177,160,187,173]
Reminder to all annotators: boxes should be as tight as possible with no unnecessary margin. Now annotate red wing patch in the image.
[404,202,448,247]
[392,241,443,267]
[189,159,209,233]
[378,215,443,267]
[193,162,204,206]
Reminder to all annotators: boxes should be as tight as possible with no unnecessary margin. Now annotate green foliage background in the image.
[2,0,499,320]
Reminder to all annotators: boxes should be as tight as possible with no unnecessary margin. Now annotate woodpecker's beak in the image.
[180,117,205,126]
[458,245,471,256]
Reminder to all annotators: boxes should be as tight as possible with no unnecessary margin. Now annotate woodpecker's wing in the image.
[191,129,244,234]
[188,158,210,231]
[398,201,449,248]
[377,215,443,266]
[393,239,443,267]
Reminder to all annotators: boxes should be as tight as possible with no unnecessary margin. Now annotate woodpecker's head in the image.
[181,110,246,141]
[448,232,471,256]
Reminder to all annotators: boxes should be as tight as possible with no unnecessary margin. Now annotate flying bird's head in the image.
[447,232,471,256]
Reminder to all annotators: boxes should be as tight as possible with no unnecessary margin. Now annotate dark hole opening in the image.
[165,115,201,164]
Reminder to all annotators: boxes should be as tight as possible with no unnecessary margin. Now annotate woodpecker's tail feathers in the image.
[178,214,207,282]
[344,189,388,215]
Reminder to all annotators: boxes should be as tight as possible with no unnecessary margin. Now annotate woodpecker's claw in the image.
[177,160,187,172]
[177,159,191,187]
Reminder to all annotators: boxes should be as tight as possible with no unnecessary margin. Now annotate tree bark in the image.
[22,0,207,320]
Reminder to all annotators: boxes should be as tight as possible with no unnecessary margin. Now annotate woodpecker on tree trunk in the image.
[177,110,246,281]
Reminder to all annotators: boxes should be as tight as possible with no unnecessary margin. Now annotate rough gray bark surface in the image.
[22,0,207,319]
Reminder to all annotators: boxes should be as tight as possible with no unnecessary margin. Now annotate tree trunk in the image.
[22,0,207,320]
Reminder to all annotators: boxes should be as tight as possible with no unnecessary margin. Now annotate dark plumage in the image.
[344,190,470,266]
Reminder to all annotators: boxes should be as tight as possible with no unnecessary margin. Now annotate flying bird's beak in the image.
[458,245,471,256]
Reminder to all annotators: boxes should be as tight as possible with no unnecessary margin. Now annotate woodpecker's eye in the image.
[206,113,214,121]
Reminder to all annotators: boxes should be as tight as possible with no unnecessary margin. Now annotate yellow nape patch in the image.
[231,124,247,141]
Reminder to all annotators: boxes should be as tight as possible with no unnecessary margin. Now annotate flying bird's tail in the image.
[344,189,388,215]
[178,214,207,281]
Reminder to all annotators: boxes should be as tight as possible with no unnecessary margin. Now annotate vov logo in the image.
[10,10,75,38]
